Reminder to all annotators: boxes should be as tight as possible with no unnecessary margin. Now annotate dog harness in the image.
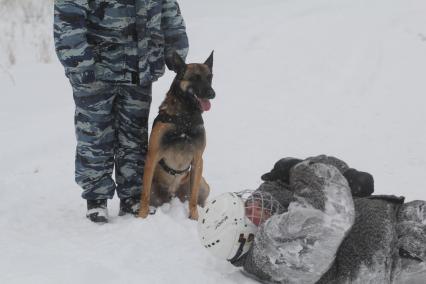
[158,158,190,176]
[154,112,203,128]
[152,74,205,176]
[154,112,203,176]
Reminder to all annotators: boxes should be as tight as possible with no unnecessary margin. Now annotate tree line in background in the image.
[0,0,54,68]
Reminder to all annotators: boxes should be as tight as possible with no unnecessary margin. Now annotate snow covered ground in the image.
[1,0,426,283]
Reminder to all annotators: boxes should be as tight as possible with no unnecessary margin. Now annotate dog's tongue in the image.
[198,98,211,111]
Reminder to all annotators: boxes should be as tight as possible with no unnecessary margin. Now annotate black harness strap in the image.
[153,76,203,177]
[154,112,203,128]
[228,234,247,264]
[159,158,190,176]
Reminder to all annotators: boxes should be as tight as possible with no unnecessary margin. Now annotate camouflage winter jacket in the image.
[54,0,189,86]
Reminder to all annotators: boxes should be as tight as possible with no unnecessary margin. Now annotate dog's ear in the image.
[166,51,186,74]
[204,50,214,71]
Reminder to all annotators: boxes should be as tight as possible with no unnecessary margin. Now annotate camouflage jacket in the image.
[54,0,189,86]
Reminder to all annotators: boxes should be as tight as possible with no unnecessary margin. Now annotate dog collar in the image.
[159,158,190,176]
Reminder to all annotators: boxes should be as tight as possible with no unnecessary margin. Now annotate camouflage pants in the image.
[72,81,152,200]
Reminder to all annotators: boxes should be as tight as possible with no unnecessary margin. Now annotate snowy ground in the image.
[1,0,426,283]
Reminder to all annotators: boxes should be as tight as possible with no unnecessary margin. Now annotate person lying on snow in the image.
[198,155,426,284]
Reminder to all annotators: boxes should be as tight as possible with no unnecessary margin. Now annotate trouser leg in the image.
[72,82,117,200]
[397,200,426,261]
[114,83,152,199]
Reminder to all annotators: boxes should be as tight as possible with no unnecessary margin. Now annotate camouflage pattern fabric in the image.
[54,0,189,85]
[73,81,152,200]
[397,200,426,262]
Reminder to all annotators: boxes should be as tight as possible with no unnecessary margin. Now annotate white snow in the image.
[1,0,426,283]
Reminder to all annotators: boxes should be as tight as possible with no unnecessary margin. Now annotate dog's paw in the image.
[138,206,150,219]
[189,209,199,221]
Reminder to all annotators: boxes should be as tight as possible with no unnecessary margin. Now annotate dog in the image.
[138,51,215,220]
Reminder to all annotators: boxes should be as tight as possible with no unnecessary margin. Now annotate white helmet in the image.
[197,190,282,263]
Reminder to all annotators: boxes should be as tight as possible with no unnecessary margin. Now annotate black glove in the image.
[343,168,374,197]
[261,158,303,184]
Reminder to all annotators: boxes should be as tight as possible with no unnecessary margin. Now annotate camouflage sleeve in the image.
[397,200,426,261]
[161,0,189,63]
[54,0,95,76]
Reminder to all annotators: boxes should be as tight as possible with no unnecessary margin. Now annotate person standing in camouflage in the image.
[54,0,189,223]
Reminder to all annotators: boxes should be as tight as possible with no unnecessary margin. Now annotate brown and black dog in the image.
[138,51,215,220]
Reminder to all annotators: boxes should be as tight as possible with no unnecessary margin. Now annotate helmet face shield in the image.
[238,190,283,226]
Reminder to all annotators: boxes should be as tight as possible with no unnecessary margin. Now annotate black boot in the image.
[119,196,140,216]
[86,199,108,223]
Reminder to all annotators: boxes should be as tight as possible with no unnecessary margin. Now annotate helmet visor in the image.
[237,190,283,226]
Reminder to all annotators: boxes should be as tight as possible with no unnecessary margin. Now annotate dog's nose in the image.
[207,89,215,99]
